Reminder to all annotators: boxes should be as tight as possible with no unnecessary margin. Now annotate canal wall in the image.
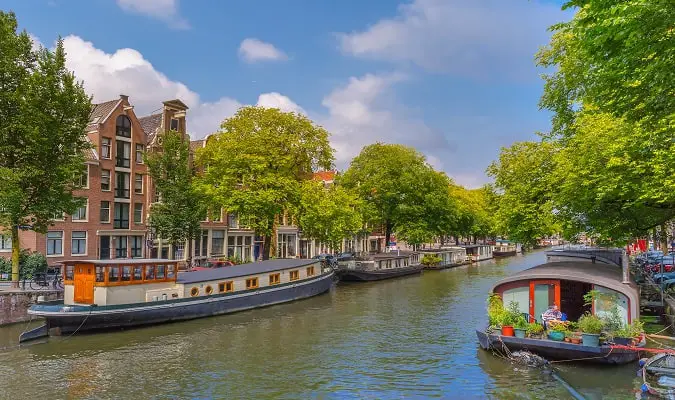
[0,290,61,326]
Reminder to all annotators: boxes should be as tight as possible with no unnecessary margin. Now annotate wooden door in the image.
[529,280,560,323]
[73,264,95,304]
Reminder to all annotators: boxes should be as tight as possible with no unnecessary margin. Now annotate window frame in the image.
[101,169,111,191]
[306,266,315,277]
[71,198,88,222]
[269,273,281,285]
[0,234,11,252]
[218,281,234,293]
[289,270,299,281]
[46,231,64,257]
[71,231,87,256]
[133,203,143,225]
[135,143,144,164]
[100,200,111,223]
[115,115,132,138]
[101,137,112,159]
[246,277,259,289]
[134,174,143,194]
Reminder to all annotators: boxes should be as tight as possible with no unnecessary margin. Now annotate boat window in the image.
[218,281,234,293]
[205,285,213,295]
[108,266,120,282]
[167,264,176,279]
[190,287,199,297]
[289,270,299,281]
[122,266,131,281]
[145,265,155,280]
[65,265,74,280]
[133,265,143,280]
[246,278,259,289]
[306,266,315,277]
[95,266,105,282]
[269,273,280,285]
[156,265,166,279]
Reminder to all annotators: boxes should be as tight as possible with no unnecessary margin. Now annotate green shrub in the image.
[526,322,544,336]
[421,254,442,266]
[578,313,604,334]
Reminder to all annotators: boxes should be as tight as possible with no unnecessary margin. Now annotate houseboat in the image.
[22,258,334,341]
[476,261,642,364]
[337,252,422,281]
[462,244,493,262]
[418,247,467,270]
[492,240,520,257]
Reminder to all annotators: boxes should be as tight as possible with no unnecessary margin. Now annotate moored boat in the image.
[419,247,467,270]
[492,240,520,257]
[461,244,493,262]
[337,252,422,281]
[23,258,334,341]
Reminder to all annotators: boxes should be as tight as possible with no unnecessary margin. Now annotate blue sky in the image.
[4,0,570,187]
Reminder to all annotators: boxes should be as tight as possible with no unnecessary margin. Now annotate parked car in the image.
[336,252,357,261]
[191,259,235,271]
[653,272,675,283]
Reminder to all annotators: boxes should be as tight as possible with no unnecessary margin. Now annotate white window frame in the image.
[135,144,144,164]
[71,231,87,256]
[71,199,88,222]
[52,212,65,222]
[78,165,89,189]
[0,234,11,252]
[46,231,64,257]
[134,174,143,195]
[100,200,111,223]
[101,137,112,159]
[133,203,143,225]
[101,169,111,191]
[170,118,179,131]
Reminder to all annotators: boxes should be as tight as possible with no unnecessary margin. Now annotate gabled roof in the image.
[163,99,189,110]
[313,170,336,182]
[138,113,162,141]
[87,99,120,131]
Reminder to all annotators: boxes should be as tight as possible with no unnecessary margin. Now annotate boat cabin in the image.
[62,258,324,307]
[492,262,639,326]
[418,247,466,266]
[461,244,493,262]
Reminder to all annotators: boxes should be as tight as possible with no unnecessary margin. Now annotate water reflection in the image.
[0,250,646,399]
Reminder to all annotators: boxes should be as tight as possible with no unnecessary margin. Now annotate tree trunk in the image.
[185,236,193,269]
[262,234,271,260]
[384,221,392,252]
[661,223,669,254]
[440,235,445,246]
[653,227,658,250]
[455,236,460,245]
[11,224,20,288]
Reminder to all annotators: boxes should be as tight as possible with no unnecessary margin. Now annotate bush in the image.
[614,319,644,338]
[0,250,48,279]
[578,313,604,334]
[421,254,442,266]
[526,322,544,336]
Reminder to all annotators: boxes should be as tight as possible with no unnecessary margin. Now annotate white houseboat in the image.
[462,244,493,262]
[418,247,467,270]
[337,252,422,281]
[22,258,334,341]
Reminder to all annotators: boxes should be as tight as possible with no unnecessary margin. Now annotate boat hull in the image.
[493,250,517,257]
[28,272,335,335]
[338,265,423,281]
[476,328,640,365]
[423,262,465,270]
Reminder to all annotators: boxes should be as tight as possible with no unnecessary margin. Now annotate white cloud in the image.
[238,38,288,63]
[116,0,189,30]
[256,92,305,115]
[338,0,563,80]
[28,34,43,52]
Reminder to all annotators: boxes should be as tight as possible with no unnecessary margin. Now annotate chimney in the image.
[120,94,129,101]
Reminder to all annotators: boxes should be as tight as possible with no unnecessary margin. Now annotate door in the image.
[529,280,560,323]
[73,264,95,304]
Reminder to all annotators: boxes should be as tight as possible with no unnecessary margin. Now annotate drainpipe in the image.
[621,249,630,284]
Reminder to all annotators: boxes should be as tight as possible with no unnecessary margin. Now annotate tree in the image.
[294,181,363,251]
[340,143,439,248]
[0,12,91,287]
[145,130,206,265]
[196,106,333,259]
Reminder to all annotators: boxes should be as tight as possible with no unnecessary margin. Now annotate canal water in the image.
[0,250,645,399]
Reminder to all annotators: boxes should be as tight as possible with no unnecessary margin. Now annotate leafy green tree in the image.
[196,106,333,259]
[0,12,91,287]
[294,180,363,251]
[145,130,206,265]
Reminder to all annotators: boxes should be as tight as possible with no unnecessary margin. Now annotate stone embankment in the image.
[0,289,62,325]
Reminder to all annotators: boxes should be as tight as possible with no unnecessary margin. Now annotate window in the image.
[201,230,208,257]
[71,231,87,255]
[170,118,179,131]
[115,236,127,258]
[52,212,65,221]
[167,264,176,279]
[0,234,11,251]
[95,266,105,282]
[101,169,111,191]
[156,265,166,279]
[121,266,131,281]
[173,243,184,260]
[134,203,143,224]
[246,277,259,289]
[116,140,131,168]
[47,231,63,256]
[269,273,280,285]
[134,174,143,194]
[145,265,155,280]
[218,281,234,293]
[228,212,238,228]
[101,137,112,159]
[135,144,144,164]
[211,230,225,255]
[289,270,299,281]
[71,199,88,221]
[115,172,130,198]
[205,285,213,295]
[131,236,143,258]
[277,233,297,258]
[306,266,315,277]
[77,167,89,188]
[100,236,110,260]
[114,203,130,229]
[190,287,199,297]
[133,265,143,280]
[108,266,120,282]
[227,235,253,262]
[100,201,110,223]
[116,115,131,138]
[65,265,74,280]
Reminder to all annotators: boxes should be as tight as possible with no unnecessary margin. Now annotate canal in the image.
[0,250,643,399]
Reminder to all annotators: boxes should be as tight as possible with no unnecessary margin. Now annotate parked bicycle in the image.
[28,272,64,291]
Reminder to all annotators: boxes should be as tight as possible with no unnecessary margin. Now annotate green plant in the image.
[526,322,544,337]
[614,320,644,338]
[578,313,603,334]
[514,316,528,330]
[487,293,504,326]
[421,254,442,266]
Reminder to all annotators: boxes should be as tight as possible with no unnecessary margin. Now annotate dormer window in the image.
[116,115,131,138]
[170,118,179,131]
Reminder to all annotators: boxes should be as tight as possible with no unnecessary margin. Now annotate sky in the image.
[4,0,570,188]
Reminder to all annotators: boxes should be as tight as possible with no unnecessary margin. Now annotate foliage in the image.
[526,322,544,337]
[196,106,333,259]
[294,180,363,251]
[145,130,207,253]
[0,12,92,285]
[547,320,569,333]
[578,313,604,334]
[0,250,47,278]
[514,315,528,330]
[449,184,497,242]
[420,254,442,266]
[487,292,504,326]
[614,319,644,339]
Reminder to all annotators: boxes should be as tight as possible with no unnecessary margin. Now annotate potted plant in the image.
[514,316,528,338]
[487,293,503,328]
[578,312,603,346]
[526,322,544,339]
[613,320,644,346]
[547,320,567,341]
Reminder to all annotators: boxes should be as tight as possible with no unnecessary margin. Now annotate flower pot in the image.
[514,328,526,338]
[570,337,581,344]
[548,331,565,341]
[501,326,515,336]
[564,337,571,342]
[614,336,632,346]
[582,333,600,346]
